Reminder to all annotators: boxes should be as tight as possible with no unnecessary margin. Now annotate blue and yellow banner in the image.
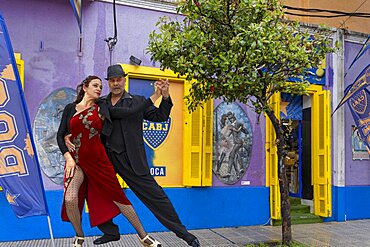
[0,14,48,218]
[346,86,370,153]
[70,0,82,33]
[334,64,370,113]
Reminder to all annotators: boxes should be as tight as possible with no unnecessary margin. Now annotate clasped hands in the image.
[150,78,170,103]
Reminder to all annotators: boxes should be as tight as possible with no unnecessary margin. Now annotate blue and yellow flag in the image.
[346,86,370,153]
[70,0,82,33]
[333,64,370,114]
[0,14,48,218]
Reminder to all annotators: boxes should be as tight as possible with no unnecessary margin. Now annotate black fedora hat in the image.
[105,64,128,80]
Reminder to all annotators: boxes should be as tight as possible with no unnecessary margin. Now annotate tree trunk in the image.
[278,154,292,245]
[266,110,292,245]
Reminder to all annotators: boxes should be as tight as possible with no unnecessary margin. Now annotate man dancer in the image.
[67,64,200,247]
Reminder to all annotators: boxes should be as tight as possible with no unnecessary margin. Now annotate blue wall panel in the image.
[323,186,370,222]
[326,185,370,222]
[324,186,346,222]
[0,187,269,241]
[345,186,370,220]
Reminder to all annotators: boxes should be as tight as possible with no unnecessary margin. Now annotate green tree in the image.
[148,0,334,245]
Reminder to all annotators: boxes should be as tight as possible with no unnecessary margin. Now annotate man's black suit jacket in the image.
[97,92,173,176]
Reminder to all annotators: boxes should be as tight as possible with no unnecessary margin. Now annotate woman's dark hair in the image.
[74,75,101,103]
[220,114,228,128]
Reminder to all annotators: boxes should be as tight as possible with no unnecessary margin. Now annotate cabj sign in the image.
[143,117,171,150]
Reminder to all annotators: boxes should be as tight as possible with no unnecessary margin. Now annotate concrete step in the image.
[272,212,323,226]
[290,204,310,214]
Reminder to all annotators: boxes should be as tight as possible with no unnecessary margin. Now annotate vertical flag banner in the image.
[70,0,82,33]
[333,64,370,114]
[0,14,48,218]
[333,36,370,115]
[346,86,370,153]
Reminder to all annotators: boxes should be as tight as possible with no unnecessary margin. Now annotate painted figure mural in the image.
[33,88,76,185]
[213,102,253,185]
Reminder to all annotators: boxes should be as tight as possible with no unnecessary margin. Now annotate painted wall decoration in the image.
[352,125,369,160]
[280,93,303,120]
[213,102,253,185]
[33,87,76,186]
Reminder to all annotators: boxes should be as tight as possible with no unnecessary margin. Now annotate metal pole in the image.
[47,215,56,247]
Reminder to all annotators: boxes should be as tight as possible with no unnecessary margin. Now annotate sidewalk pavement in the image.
[1,219,370,247]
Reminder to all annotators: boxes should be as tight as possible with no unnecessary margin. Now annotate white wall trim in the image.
[332,29,346,187]
[92,0,179,14]
[344,33,368,44]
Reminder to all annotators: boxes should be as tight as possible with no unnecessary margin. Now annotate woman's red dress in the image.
[61,104,131,226]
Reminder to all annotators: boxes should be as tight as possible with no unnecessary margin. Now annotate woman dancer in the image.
[57,75,162,247]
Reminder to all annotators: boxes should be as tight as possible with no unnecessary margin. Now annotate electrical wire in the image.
[339,0,368,29]
[284,5,370,16]
[283,2,370,19]
[285,12,370,18]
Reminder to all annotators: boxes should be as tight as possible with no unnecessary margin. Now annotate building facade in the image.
[0,0,369,242]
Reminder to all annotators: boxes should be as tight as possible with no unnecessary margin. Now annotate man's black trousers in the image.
[98,151,196,245]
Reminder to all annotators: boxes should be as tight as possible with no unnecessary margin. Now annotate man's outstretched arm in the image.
[144,79,173,122]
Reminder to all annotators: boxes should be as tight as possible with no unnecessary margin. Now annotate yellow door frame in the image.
[266,92,281,219]
[183,81,213,187]
[118,64,213,188]
[266,84,332,219]
[312,88,332,217]
[117,64,186,188]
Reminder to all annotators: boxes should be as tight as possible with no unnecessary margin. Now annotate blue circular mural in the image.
[213,102,253,185]
[33,87,76,185]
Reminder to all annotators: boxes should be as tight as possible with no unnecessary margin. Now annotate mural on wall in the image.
[352,125,369,160]
[33,87,76,185]
[213,102,253,185]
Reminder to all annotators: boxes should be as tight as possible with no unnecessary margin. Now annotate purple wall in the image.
[0,0,179,188]
[1,0,79,119]
[0,0,177,121]
[343,41,370,186]
[0,0,266,189]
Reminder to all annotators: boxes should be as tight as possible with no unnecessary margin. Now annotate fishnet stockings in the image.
[114,202,154,244]
[65,168,85,237]
[65,168,155,245]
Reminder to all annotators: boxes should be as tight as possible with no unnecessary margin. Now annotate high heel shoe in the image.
[73,236,84,247]
[139,235,162,247]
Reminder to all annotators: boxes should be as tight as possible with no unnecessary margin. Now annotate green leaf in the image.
[147,0,334,115]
